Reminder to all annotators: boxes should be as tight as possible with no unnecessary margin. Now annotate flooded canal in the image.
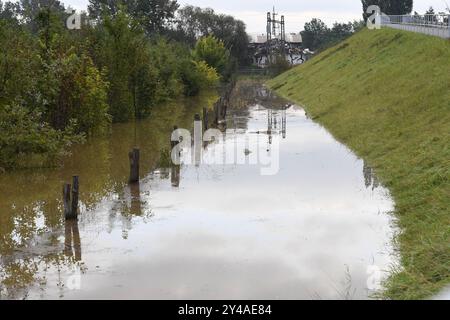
[0,81,396,300]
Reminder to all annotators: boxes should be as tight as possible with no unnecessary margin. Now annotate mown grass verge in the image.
[268,28,450,299]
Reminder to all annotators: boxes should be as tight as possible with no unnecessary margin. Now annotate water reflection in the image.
[0,91,218,296]
[129,183,143,216]
[363,161,380,190]
[0,83,396,300]
[64,220,81,261]
[171,165,181,188]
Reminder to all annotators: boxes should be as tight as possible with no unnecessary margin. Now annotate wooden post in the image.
[194,114,202,166]
[70,176,79,220]
[129,148,140,183]
[203,107,208,131]
[171,125,179,149]
[63,183,72,220]
[214,102,219,125]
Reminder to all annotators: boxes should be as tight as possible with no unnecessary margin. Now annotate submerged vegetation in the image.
[268,28,450,299]
[0,0,246,170]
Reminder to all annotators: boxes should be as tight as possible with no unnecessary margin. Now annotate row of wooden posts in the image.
[62,79,238,220]
[62,109,214,221]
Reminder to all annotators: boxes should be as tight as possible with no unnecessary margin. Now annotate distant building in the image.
[249,33,302,44]
[286,33,302,44]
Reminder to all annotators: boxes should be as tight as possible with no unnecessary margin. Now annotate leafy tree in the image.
[192,35,230,77]
[147,38,183,100]
[0,1,20,21]
[90,8,184,122]
[92,8,144,122]
[0,104,84,168]
[33,8,110,133]
[18,0,67,33]
[0,19,38,106]
[179,59,219,96]
[301,19,330,50]
[361,0,413,20]
[88,0,179,34]
[268,54,291,76]
[174,6,249,66]
[0,0,237,169]
[301,19,364,51]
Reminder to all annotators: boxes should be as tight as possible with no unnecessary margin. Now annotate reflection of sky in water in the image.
[1,101,397,300]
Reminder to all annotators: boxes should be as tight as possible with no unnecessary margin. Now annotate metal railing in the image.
[383,14,449,28]
[380,14,450,39]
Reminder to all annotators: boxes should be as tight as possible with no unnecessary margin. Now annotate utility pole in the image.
[267,11,272,63]
[281,15,286,54]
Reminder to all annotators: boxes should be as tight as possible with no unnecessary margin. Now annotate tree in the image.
[174,6,249,66]
[32,8,111,133]
[0,103,84,168]
[18,0,67,33]
[0,16,38,106]
[192,35,230,77]
[301,19,330,50]
[300,19,364,51]
[0,0,229,169]
[361,0,413,20]
[88,0,179,34]
[0,1,20,21]
[387,0,414,15]
[92,8,146,122]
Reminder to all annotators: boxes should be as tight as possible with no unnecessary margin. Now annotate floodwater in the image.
[0,81,396,300]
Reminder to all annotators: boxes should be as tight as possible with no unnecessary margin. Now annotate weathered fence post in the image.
[129,148,140,183]
[70,176,79,219]
[214,101,220,125]
[63,183,72,220]
[171,125,179,149]
[63,176,79,220]
[194,114,202,166]
[203,107,208,131]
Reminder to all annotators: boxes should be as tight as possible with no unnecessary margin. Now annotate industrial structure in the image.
[248,8,309,67]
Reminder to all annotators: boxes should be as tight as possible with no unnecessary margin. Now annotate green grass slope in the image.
[268,28,450,299]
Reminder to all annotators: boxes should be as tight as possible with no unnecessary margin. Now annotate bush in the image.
[268,55,292,76]
[180,59,220,96]
[192,35,230,78]
[0,104,84,169]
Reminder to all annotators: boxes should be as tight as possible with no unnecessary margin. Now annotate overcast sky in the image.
[34,0,450,33]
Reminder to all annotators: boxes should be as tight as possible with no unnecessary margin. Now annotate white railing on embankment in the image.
[380,14,450,39]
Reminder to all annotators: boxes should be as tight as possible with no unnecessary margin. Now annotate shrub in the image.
[268,54,292,76]
[192,35,230,77]
[0,104,84,169]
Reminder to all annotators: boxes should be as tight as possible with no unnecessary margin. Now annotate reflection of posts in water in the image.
[193,114,202,167]
[203,108,210,149]
[203,107,208,132]
[267,110,273,146]
[214,81,235,129]
[363,161,380,190]
[129,182,142,216]
[363,161,373,189]
[63,176,79,220]
[64,220,81,261]
[129,148,140,183]
[282,109,287,139]
[171,165,181,187]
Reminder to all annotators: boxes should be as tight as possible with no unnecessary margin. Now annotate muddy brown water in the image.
[0,82,396,300]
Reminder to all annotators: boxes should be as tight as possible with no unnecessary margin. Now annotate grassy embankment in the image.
[268,28,449,299]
